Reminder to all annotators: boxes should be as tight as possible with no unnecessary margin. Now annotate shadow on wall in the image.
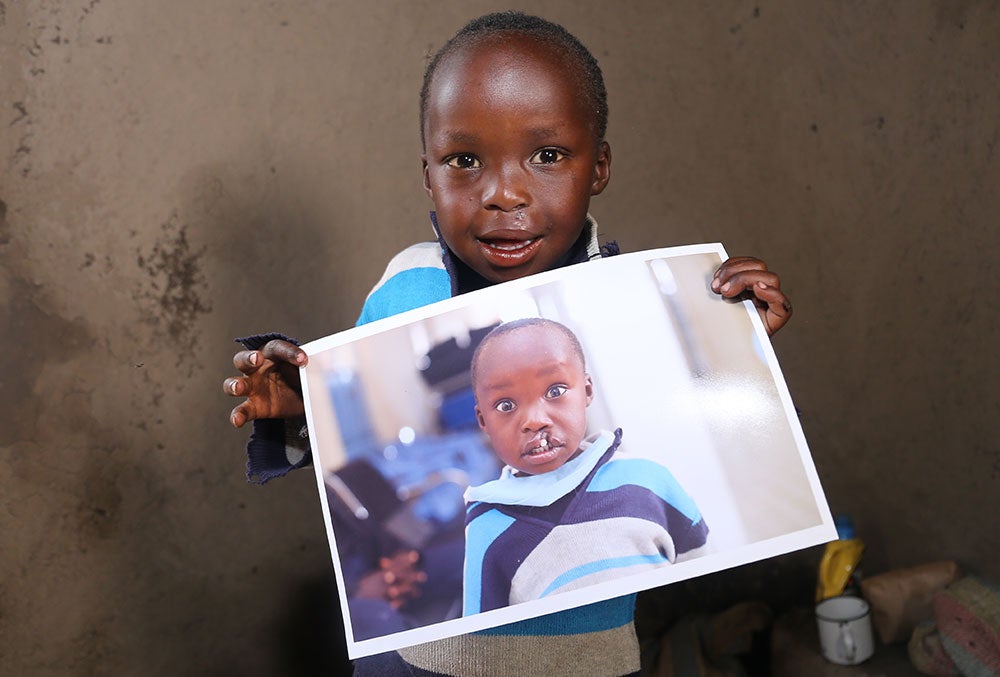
[185,162,359,672]
[274,576,353,674]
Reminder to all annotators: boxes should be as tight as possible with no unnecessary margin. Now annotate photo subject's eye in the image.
[530,148,566,164]
[446,154,482,169]
[545,385,568,399]
[494,399,516,413]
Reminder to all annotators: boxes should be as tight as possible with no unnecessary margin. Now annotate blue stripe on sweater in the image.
[588,458,702,522]
[355,267,451,326]
[540,553,671,598]
[463,509,517,616]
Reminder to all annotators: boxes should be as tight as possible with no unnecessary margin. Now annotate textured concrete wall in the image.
[1,1,996,673]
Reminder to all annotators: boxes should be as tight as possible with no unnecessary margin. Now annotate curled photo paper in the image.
[299,243,835,658]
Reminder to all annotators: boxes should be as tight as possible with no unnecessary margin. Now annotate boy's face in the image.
[422,35,611,283]
[473,325,594,475]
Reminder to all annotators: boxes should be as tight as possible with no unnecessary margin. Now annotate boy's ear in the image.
[590,141,611,196]
[584,374,594,405]
[475,405,487,430]
[421,155,434,199]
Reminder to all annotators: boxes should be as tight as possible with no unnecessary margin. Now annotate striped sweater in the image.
[463,429,709,616]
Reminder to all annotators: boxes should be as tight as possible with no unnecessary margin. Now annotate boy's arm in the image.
[223,333,311,483]
[711,256,792,336]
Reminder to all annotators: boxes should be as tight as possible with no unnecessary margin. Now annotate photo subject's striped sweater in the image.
[463,429,708,616]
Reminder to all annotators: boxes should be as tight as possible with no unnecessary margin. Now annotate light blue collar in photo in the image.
[464,430,616,508]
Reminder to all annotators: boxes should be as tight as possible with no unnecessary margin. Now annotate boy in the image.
[224,11,791,675]
[463,318,709,616]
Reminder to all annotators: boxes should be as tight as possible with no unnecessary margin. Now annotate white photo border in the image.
[300,243,835,658]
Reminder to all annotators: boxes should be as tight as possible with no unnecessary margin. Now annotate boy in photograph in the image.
[463,318,709,615]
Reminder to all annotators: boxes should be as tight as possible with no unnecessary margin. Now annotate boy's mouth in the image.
[523,433,562,458]
[484,238,536,251]
[477,233,543,267]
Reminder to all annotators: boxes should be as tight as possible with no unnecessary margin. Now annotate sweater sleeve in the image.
[235,332,312,484]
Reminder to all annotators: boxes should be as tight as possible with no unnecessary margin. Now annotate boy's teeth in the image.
[526,438,550,455]
[487,239,534,251]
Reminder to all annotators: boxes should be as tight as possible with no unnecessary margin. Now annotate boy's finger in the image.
[754,280,793,313]
[752,282,793,335]
[223,376,247,397]
[262,339,308,366]
[717,270,781,297]
[230,400,256,428]
[713,257,767,277]
[712,258,768,291]
[233,350,261,373]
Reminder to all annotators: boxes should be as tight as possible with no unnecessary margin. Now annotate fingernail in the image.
[229,380,238,396]
[295,352,306,364]
[757,281,768,289]
[720,282,731,293]
[248,351,258,366]
[230,411,239,426]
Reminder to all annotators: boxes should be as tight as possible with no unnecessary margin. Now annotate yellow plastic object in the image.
[816,538,865,601]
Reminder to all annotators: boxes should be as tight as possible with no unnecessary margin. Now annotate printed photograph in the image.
[299,244,834,658]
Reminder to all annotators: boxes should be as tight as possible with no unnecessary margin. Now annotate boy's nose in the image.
[521,401,552,431]
[483,163,529,212]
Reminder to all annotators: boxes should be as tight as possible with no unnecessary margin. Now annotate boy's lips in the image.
[476,231,543,267]
[484,238,537,251]
[522,434,563,461]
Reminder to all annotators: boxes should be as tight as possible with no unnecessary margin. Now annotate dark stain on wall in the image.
[135,211,212,370]
[7,100,33,178]
[0,198,8,244]
[80,0,104,24]
[729,5,761,35]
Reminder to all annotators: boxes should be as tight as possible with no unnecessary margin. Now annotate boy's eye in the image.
[545,385,568,399]
[529,148,566,164]
[494,399,516,413]
[446,154,482,169]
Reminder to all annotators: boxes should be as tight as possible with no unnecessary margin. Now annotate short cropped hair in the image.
[470,317,587,391]
[420,11,609,148]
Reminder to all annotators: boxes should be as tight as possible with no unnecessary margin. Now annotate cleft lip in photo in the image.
[523,433,559,457]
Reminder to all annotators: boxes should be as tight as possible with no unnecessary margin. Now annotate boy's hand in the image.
[223,339,307,427]
[711,257,793,336]
[355,550,427,609]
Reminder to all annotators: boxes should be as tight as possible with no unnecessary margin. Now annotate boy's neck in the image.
[429,211,599,296]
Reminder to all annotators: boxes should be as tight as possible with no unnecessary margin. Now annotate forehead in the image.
[476,324,581,375]
[438,33,579,87]
[425,34,592,139]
